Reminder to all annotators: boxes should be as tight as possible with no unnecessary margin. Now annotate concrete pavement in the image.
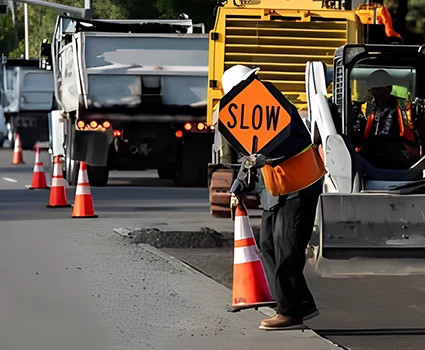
[0,148,338,350]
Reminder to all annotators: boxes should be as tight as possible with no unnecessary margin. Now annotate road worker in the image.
[222,65,325,330]
[356,69,420,170]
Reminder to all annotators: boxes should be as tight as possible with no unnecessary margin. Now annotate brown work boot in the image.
[259,314,306,331]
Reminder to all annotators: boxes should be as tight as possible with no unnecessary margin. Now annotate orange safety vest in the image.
[261,144,326,197]
[356,104,419,157]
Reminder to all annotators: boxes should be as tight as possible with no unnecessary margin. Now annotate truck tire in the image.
[64,118,79,186]
[65,157,79,186]
[87,166,109,187]
[7,123,14,149]
[175,133,212,187]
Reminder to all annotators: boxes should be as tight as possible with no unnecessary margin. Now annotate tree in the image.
[0,0,218,59]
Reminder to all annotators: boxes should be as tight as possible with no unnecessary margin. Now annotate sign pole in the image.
[84,0,93,19]
[24,2,29,59]
[11,0,89,18]
[9,0,93,59]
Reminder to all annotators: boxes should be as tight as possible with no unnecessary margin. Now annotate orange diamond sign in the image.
[218,77,292,156]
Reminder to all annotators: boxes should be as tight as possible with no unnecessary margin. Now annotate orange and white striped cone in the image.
[12,133,25,165]
[72,161,98,218]
[29,145,49,190]
[46,155,72,208]
[231,200,275,311]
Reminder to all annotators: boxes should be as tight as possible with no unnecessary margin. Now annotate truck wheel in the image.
[157,166,176,180]
[87,166,109,187]
[65,157,79,186]
[175,133,212,187]
[7,123,14,149]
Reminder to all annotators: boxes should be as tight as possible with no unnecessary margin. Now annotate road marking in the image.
[2,177,17,183]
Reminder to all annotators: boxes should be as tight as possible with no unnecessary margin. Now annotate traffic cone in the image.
[72,161,98,218]
[46,155,71,208]
[231,201,275,311]
[29,145,48,190]
[12,133,25,165]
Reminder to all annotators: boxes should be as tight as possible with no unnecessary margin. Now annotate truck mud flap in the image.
[73,130,113,167]
[308,193,425,277]
[208,167,260,218]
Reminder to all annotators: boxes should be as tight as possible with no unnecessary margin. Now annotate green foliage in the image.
[8,40,25,58]
[0,0,217,59]
[406,0,425,34]
[2,0,422,60]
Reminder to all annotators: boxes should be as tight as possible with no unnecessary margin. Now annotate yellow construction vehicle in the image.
[207,0,402,218]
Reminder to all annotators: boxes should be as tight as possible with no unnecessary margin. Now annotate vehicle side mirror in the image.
[39,39,52,71]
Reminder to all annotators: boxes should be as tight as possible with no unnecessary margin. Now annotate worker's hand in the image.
[253,154,268,168]
[229,176,250,195]
[238,153,286,169]
[413,98,425,128]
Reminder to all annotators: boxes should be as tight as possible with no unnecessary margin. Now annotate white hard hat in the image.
[367,69,393,89]
[221,65,260,94]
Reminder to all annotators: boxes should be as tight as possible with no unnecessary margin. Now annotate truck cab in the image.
[45,15,213,187]
[0,55,54,150]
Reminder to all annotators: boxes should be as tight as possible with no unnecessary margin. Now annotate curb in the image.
[135,243,343,348]
[137,243,204,276]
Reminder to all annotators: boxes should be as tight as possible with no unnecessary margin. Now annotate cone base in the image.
[72,215,99,219]
[29,187,50,190]
[12,162,25,165]
[231,300,277,312]
[47,204,72,208]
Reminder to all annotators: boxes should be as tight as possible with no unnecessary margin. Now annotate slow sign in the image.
[218,76,292,156]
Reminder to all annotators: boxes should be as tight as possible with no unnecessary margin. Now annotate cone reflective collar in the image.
[29,145,49,190]
[12,133,25,165]
[231,201,275,311]
[47,155,71,208]
[72,161,98,219]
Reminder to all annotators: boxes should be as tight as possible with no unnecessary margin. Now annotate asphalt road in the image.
[0,148,338,350]
[2,147,425,350]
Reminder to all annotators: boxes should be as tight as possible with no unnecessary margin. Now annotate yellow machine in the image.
[207,0,401,218]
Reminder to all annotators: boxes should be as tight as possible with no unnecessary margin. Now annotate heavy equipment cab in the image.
[306,44,425,276]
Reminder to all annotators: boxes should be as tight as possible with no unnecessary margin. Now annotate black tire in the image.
[65,157,79,186]
[64,118,79,186]
[87,166,109,187]
[0,139,4,148]
[175,133,213,187]
[7,123,14,149]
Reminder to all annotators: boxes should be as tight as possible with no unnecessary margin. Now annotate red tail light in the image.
[197,123,205,131]
[175,130,183,138]
[114,130,122,137]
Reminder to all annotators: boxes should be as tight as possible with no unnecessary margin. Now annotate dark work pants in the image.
[260,194,319,318]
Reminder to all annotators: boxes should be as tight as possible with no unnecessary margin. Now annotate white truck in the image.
[0,56,55,149]
[42,15,213,187]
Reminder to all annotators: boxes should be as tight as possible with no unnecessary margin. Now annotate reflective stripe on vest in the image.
[363,105,415,143]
